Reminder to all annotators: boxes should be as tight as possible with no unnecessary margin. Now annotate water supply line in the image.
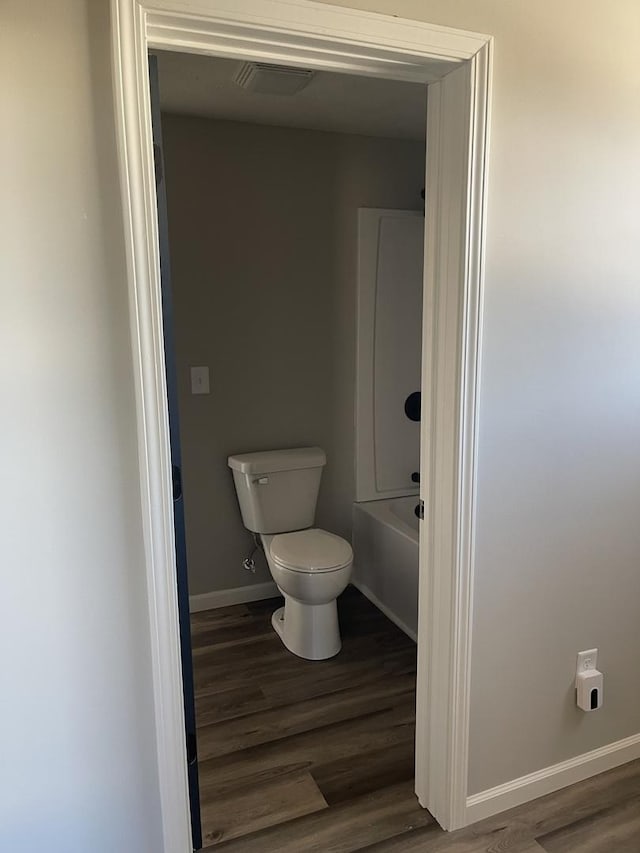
[242,533,263,573]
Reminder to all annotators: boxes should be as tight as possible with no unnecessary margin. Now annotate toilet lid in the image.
[270,529,353,573]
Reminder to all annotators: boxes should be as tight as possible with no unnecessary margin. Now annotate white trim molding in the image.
[145,0,488,72]
[414,40,492,831]
[189,582,280,612]
[110,1,493,848]
[466,732,640,825]
[111,2,193,852]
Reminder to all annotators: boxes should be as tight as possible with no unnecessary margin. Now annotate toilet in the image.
[228,447,353,660]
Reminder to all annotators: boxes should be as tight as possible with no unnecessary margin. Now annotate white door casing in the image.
[110,1,492,848]
[416,47,491,830]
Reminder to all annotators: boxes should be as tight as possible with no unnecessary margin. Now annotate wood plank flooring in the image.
[192,587,640,852]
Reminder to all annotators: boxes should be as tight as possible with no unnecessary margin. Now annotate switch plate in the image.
[576,649,598,684]
[190,366,210,395]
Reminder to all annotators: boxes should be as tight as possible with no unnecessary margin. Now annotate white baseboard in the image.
[189,581,280,613]
[465,731,640,825]
[350,579,417,642]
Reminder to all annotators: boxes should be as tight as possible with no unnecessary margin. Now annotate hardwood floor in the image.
[192,588,640,852]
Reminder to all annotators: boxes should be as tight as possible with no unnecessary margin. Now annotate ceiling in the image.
[156,52,427,141]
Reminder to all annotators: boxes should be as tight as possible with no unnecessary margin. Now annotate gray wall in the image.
[8,0,640,841]
[161,115,425,596]
[1,1,162,850]
[320,0,640,793]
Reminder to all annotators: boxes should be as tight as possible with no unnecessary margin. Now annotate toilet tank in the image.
[228,447,326,534]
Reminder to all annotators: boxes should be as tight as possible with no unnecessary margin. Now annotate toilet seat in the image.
[270,528,352,573]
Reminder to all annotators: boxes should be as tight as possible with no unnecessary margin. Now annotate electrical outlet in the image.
[576,649,598,684]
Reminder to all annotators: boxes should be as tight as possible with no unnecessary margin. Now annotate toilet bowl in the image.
[262,529,353,660]
[227,447,354,661]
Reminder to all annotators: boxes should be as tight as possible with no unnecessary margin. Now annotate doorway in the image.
[151,50,429,848]
[111,2,491,848]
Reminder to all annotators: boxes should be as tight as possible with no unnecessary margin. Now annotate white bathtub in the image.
[352,496,419,641]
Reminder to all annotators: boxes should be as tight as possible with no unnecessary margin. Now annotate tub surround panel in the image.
[356,209,424,502]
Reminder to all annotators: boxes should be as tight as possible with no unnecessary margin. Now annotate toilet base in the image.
[271,599,341,660]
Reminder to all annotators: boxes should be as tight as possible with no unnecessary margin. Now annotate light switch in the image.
[190,366,210,395]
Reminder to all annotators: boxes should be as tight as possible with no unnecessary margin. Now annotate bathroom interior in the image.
[153,49,428,848]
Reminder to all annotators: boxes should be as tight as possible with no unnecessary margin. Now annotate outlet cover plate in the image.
[576,648,598,685]
[190,365,210,395]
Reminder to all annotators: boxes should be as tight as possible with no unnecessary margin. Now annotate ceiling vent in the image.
[234,62,315,95]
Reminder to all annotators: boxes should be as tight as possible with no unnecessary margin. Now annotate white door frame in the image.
[110,1,492,848]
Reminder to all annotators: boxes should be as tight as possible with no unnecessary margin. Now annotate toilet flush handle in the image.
[255,476,269,485]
